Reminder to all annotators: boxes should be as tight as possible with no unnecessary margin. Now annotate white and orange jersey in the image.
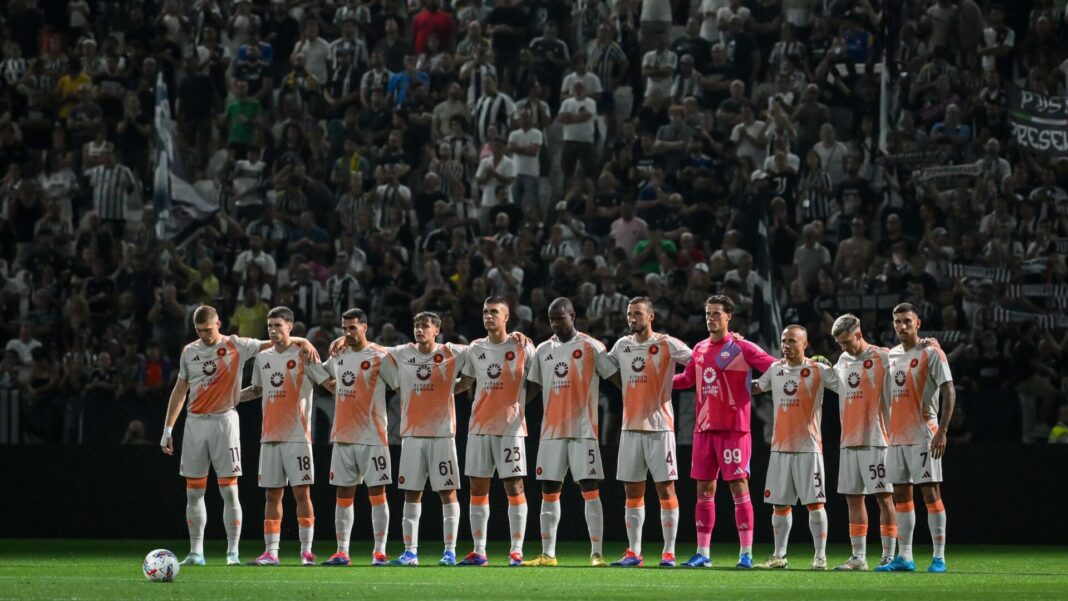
[887,344,952,446]
[252,344,331,443]
[833,346,891,449]
[179,335,263,415]
[609,333,692,432]
[388,342,467,438]
[323,344,397,446]
[528,332,618,440]
[757,358,838,453]
[461,337,536,437]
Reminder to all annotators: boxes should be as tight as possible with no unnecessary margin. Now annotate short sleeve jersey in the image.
[388,343,467,438]
[461,337,537,437]
[757,358,838,453]
[527,332,618,440]
[609,333,692,432]
[323,344,397,446]
[179,335,263,415]
[833,345,891,449]
[252,344,331,443]
[888,344,953,446]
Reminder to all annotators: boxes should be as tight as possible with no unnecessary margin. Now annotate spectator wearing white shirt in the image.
[506,108,543,212]
[610,199,649,258]
[813,123,850,187]
[475,138,516,231]
[291,20,331,84]
[730,103,767,167]
[231,232,278,281]
[560,54,603,99]
[486,247,524,297]
[641,32,677,98]
[558,80,598,187]
[639,0,673,52]
[5,323,42,383]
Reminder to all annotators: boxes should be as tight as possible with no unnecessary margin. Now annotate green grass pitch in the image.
[2,540,1066,600]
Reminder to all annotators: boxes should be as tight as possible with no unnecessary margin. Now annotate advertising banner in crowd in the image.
[1008,86,1068,157]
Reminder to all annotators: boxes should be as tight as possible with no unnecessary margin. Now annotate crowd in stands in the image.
[1,0,1067,445]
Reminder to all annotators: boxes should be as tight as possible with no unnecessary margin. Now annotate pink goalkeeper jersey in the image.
[673,334,776,433]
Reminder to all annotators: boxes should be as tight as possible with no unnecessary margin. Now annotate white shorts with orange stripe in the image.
[465,434,527,478]
[398,436,461,491]
[837,446,889,496]
[535,438,603,482]
[330,443,392,487]
[886,443,943,485]
[258,442,315,488]
[179,410,242,479]
[616,430,678,483]
[764,451,826,506]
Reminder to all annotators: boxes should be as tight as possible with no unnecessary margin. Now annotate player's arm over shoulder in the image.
[740,339,776,372]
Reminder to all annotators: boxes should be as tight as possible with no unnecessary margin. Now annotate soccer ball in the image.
[143,549,180,582]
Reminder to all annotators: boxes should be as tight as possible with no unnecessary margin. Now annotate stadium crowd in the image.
[0,0,1066,446]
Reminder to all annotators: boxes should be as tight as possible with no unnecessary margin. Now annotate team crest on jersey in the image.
[631,357,646,372]
[416,365,433,381]
[847,372,861,389]
[536,467,543,475]
[554,362,569,378]
[894,371,906,387]
[764,490,771,498]
[572,349,583,359]
[721,351,730,358]
[434,354,444,364]
[800,368,811,378]
[217,348,227,357]
[702,367,716,384]
[505,350,516,361]
[649,345,659,355]
[398,476,405,484]
[863,359,873,369]
[910,358,919,368]
[287,359,297,369]
[783,379,798,396]
[341,371,356,387]
[270,372,284,387]
[202,361,218,376]
[487,363,502,380]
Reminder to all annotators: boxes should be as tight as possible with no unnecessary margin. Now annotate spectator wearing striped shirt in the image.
[586,23,627,139]
[83,146,136,234]
[798,149,834,223]
[471,73,515,145]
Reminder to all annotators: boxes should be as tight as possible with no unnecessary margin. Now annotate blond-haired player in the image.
[523,297,619,568]
[605,297,692,568]
[877,303,954,574]
[161,305,319,566]
[751,325,837,570]
[454,296,537,566]
[241,306,335,566]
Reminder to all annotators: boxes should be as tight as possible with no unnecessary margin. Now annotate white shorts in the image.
[837,446,889,496]
[886,443,943,485]
[764,451,827,506]
[535,438,603,482]
[179,411,242,479]
[464,434,527,478]
[616,430,678,483]
[398,437,460,491]
[258,442,314,488]
[330,443,393,487]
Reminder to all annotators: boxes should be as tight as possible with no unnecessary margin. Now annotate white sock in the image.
[219,484,242,555]
[897,506,916,561]
[507,494,528,554]
[881,530,897,560]
[625,503,645,556]
[265,520,281,555]
[808,507,828,559]
[772,510,792,558]
[660,502,679,556]
[928,503,946,559]
[403,502,422,553]
[298,518,314,554]
[850,524,867,560]
[335,500,354,554]
[540,495,561,557]
[371,497,390,554]
[584,494,604,556]
[186,486,207,555]
[443,502,460,552]
[470,499,490,555]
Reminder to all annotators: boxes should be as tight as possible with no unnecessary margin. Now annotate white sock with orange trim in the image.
[880,524,898,560]
[335,497,354,555]
[370,492,390,555]
[402,502,421,553]
[507,493,528,555]
[264,519,281,555]
[807,504,828,559]
[849,522,867,560]
[896,501,916,561]
[583,490,604,556]
[927,500,946,559]
[219,479,242,555]
[540,492,561,557]
[442,502,460,553]
[624,498,645,556]
[470,495,490,556]
[772,507,793,558]
[660,497,679,556]
[186,479,207,556]
[298,517,315,554]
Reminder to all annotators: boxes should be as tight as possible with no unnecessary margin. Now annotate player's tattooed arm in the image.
[455,374,476,394]
[932,381,956,459]
[239,385,263,403]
